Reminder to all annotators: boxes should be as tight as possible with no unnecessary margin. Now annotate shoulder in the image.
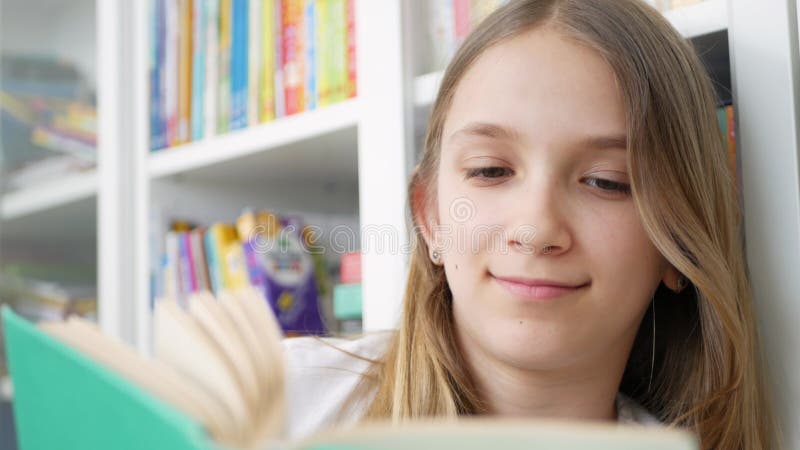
[282,331,394,440]
[615,392,661,425]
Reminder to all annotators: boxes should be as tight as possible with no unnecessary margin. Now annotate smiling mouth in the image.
[489,272,590,301]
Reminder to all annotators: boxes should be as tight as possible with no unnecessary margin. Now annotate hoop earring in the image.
[648,297,656,393]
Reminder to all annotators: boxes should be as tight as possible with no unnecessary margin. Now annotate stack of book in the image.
[158,210,332,335]
[150,0,357,151]
[0,54,96,190]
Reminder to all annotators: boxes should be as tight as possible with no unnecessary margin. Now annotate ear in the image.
[661,264,687,293]
[410,164,439,252]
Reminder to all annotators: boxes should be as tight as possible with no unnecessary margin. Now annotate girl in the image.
[284,1,777,449]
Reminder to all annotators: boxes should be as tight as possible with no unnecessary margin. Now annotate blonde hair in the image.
[349,1,777,448]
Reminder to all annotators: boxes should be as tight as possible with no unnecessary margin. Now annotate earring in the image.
[676,275,687,292]
[430,248,441,264]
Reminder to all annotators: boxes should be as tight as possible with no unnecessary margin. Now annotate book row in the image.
[150,0,356,151]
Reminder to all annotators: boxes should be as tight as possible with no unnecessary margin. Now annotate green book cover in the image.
[1,306,213,450]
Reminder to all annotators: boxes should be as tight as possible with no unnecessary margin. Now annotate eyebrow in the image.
[449,122,520,143]
[578,134,628,150]
[448,121,628,150]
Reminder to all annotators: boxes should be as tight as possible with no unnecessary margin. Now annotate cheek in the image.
[581,208,664,310]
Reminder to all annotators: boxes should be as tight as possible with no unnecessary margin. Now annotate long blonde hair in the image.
[351,1,777,448]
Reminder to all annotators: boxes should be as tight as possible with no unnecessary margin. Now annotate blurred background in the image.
[1,0,799,449]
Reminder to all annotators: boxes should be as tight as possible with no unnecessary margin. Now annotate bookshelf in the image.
[148,98,359,180]
[2,1,799,446]
[0,172,97,221]
[661,0,727,37]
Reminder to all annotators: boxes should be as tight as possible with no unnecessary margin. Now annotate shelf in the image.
[149,99,360,185]
[1,171,97,221]
[414,71,444,109]
[663,0,728,39]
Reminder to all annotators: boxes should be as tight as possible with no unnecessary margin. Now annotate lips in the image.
[490,273,589,301]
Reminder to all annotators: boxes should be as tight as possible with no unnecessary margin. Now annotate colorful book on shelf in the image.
[345,0,357,99]
[218,0,232,133]
[330,0,347,103]
[165,0,180,145]
[204,0,220,138]
[180,231,199,295]
[273,0,286,118]
[178,0,193,144]
[230,0,249,130]
[190,227,213,293]
[315,0,332,107]
[191,0,206,141]
[248,0,262,126]
[148,0,356,148]
[204,223,237,294]
[303,0,317,111]
[2,301,699,450]
[282,0,305,116]
[260,0,277,121]
[151,0,168,150]
[161,211,328,335]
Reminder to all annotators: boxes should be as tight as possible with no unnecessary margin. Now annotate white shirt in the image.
[282,332,661,440]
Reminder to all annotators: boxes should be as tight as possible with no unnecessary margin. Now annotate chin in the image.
[461,314,577,370]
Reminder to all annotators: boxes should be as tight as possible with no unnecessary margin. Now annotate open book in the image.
[2,286,699,450]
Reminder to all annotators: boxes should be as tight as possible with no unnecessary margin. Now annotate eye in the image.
[465,166,514,181]
[583,177,631,195]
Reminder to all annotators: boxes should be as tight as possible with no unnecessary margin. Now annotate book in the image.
[303,0,317,111]
[230,0,249,129]
[151,0,168,150]
[2,287,285,450]
[260,0,278,121]
[248,0,262,126]
[191,0,206,141]
[178,0,193,144]
[282,0,305,115]
[204,0,220,138]
[218,0,233,132]
[2,296,699,450]
[166,0,180,145]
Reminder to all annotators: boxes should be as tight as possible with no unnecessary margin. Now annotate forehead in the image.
[443,27,627,145]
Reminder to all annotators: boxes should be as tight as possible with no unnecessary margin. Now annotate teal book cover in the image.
[1,306,212,450]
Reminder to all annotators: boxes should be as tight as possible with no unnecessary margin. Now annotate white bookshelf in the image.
[662,0,728,38]
[149,98,359,180]
[0,171,97,221]
[3,2,800,446]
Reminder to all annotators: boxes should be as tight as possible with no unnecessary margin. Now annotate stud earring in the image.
[431,248,441,264]
[676,275,688,292]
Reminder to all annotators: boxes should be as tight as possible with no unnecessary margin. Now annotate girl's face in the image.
[429,28,676,373]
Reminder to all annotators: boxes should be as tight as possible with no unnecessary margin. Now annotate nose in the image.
[507,174,572,256]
